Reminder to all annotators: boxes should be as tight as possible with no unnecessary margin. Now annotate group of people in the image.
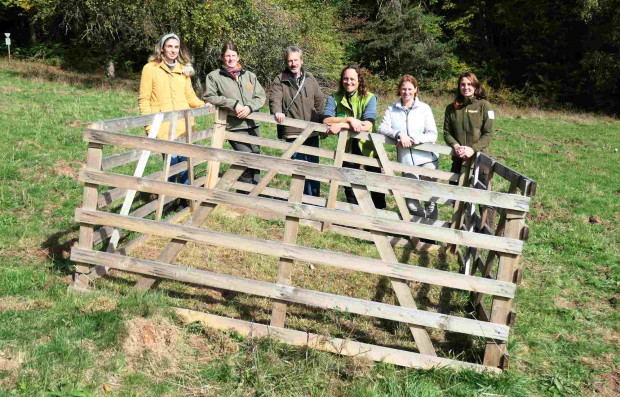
[139,34,494,219]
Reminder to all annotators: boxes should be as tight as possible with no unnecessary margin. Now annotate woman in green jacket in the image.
[323,65,385,209]
[443,72,494,176]
[205,42,266,186]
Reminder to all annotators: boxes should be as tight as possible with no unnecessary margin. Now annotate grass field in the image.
[0,59,618,396]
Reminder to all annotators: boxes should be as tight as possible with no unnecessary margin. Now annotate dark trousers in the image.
[229,127,261,185]
[342,140,386,209]
[286,135,320,197]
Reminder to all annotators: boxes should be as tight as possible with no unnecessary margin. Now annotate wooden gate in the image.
[71,105,535,372]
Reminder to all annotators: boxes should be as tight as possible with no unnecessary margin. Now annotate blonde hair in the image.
[148,35,193,66]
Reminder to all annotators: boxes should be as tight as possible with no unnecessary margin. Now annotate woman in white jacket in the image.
[378,75,439,219]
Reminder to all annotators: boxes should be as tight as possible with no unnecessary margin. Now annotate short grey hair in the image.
[284,46,303,62]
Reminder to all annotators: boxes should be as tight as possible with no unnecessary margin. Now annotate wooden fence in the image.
[70,105,536,372]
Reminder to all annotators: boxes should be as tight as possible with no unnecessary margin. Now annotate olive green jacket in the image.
[443,97,494,153]
[204,68,266,131]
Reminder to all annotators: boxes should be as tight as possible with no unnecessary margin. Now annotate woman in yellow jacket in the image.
[138,33,210,184]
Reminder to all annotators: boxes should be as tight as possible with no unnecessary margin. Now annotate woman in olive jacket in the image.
[205,42,266,186]
[443,72,494,176]
[139,33,208,185]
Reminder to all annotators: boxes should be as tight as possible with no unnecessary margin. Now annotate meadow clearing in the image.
[0,59,618,396]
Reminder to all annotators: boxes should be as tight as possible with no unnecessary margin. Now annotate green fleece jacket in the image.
[204,68,266,131]
[443,97,494,153]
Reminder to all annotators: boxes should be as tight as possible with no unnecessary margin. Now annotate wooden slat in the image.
[185,111,197,212]
[79,170,524,254]
[70,247,510,340]
[351,183,436,356]
[92,106,215,132]
[224,131,333,159]
[205,107,227,188]
[100,128,212,171]
[478,154,536,196]
[72,142,104,291]
[483,210,523,368]
[175,308,500,373]
[270,174,305,327]
[323,130,348,231]
[75,209,516,298]
[83,129,531,211]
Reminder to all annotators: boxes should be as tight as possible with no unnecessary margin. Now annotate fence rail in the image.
[72,106,536,371]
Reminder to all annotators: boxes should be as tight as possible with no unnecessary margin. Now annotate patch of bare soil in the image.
[77,296,117,313]
[0,85,22,93]
[0,350,25,388]
[554,296,576,310]
[52,160,81,179]
[0,296,55,311]
[592,371,620,397]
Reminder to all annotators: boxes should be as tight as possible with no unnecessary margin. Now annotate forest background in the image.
[2,0,619,114]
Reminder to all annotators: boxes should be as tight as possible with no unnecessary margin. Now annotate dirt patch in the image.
[593,371,620,397]
[0,350,25,389]
[122,316,186,376]
[0,85,22,93]
[69,119,86,127]
[77,296,117,313]
[588,215,605,224]
[554,296,576,310]
[0,296,55,311]
[52,160,81,179]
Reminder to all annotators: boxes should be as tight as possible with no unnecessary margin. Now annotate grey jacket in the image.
[205,68,266,131]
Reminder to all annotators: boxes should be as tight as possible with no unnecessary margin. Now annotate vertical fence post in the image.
[449,159,471,253]
[206,107,227,189]
[72,142,103,291]
[483,209,525,369]
[270,174,305,327]
[322,130,348,231]
[185,110,197,212]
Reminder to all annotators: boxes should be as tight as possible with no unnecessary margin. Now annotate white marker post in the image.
[4,33,10,61]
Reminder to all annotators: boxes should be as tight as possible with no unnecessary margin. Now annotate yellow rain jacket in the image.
[138,61,205,139]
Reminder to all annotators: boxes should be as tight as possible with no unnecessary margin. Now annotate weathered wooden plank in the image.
[483,210,523,368]
[270,174,305,327]
[70,247,510,340]
[75,209,516,298]
[80,170,524,254]
[205,107,227,188]
[83,129,530,211]
[224,131,333,159]
[155,114,177,221]
[184,112,197,212]
[175,308,500,373]
[72,142,104,291]
[100,128,212,171]
[93,106,215,132]
[478,154,536,196]
[351,183,437,356]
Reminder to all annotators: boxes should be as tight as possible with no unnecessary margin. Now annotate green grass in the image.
[0,58,618,396]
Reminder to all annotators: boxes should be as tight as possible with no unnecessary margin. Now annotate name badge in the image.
[466,109,478,113]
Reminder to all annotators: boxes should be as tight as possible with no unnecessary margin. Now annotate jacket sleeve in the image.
[248,74,266,112]
[377,105,399,139]
[185,76,205,108]
[268,75,283,114]
[205,73,237,110]
[443,105,458,148]
[313,79,326,115]
[414,105,438,144]
[472,101,494,152]
[138,64,153,115]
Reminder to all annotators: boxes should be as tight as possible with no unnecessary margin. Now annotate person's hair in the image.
[221,41,239,58]
[284,46,303,62]
[338,64,367,97]
[149,34,192,65]
[454,71,486,107]
[397,75,419,98]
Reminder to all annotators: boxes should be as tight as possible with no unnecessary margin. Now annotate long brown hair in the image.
[454,72,486,107]
[149,34,193,65]
[397,75,419,99]
[338,64,367,97]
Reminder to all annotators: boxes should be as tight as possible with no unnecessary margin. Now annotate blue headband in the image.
[160,33,180,47]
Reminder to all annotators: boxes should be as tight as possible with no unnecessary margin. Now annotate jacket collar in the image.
[157,61,182,74]
[395,98,420,110]
[281,68,305,84]
[219,67,246,80]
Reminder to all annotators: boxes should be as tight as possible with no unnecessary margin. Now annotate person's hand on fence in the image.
[275,113,285,123]
[398,132,414,148]
[457,146,474,159]
[235,104,251,119]
[347,117,363,132]
[327,123,343,135]
[205,103,214,110]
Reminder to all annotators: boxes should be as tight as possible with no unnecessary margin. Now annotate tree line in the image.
[1,0,618,113]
